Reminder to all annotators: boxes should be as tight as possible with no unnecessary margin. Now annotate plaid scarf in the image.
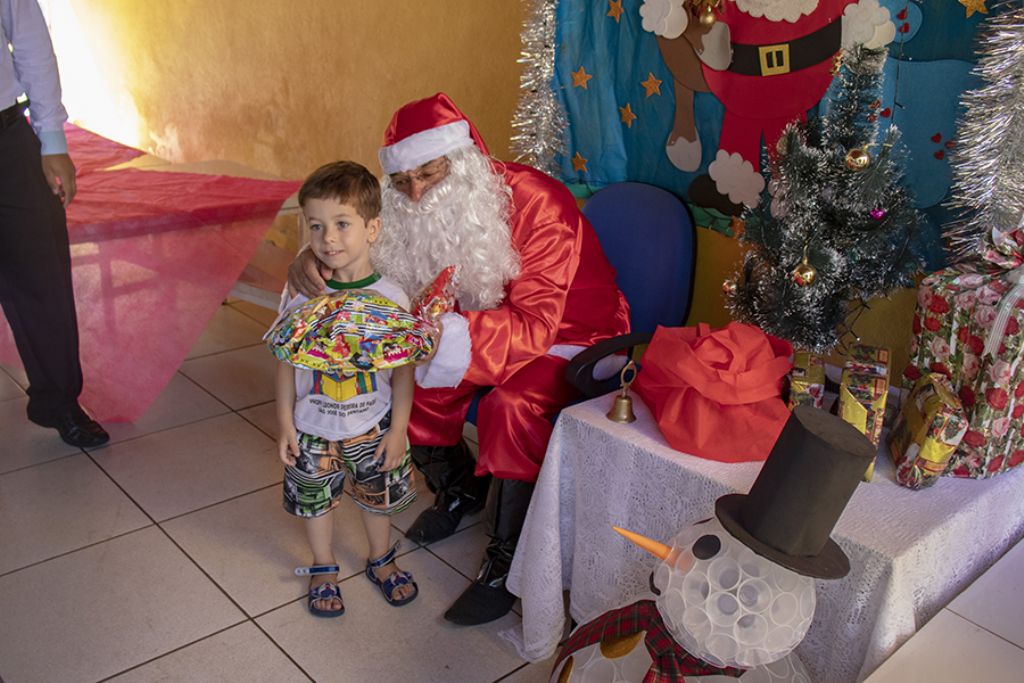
[553,600,745,683]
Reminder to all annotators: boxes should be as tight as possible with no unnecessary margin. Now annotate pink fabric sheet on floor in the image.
[0,125,299,422]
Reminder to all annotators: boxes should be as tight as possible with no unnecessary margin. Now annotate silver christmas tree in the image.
[727,47,924,353]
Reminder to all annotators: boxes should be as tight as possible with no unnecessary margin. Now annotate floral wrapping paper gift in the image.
[903,226,1024,479]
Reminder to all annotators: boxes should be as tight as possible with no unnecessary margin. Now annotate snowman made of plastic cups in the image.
[551,406,876,683]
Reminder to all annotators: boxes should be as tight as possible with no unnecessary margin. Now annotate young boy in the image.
[274,161,417,617]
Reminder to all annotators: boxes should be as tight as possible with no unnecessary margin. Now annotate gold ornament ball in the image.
[844,148,871,171]
[792,262,818,287]
[699,6,717,26]
[722,279,737,295]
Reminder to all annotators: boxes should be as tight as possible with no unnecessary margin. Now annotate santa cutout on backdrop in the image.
[641,0,895,215]
[550,406,876,683]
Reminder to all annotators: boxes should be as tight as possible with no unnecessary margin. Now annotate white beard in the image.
[372,146,521,312]
[734,0,819,22]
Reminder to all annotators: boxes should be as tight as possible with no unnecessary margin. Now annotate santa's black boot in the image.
[444,477,534,625]
[406,441,489,544]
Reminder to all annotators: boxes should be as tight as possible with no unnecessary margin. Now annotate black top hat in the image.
[715,405,875,579]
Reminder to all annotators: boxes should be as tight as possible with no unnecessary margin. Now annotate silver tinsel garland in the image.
[510,0,567,175]
[945,2,1024,261]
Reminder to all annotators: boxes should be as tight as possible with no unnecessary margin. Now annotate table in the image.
[505,395,1024,682]
[0,125,300,422]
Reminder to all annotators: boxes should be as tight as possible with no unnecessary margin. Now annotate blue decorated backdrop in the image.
[549,0,1007,270]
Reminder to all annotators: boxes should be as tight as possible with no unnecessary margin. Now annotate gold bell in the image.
[607,361,638,423]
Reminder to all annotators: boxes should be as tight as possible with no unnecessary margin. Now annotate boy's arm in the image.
[275,362,299,466]
[389,364,415,433]
[377,364,414,471]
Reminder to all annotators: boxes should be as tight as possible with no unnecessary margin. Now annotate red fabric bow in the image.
[634,322,793,462]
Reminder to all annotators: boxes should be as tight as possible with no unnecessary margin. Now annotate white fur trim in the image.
[415,312,472,388]
[379,120,475,174]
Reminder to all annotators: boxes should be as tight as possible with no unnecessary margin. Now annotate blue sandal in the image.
[365,543,418,607]
[296,563,344,618]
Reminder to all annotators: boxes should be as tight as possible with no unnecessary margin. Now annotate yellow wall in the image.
[46,0,915,369]
[47,0,525,178]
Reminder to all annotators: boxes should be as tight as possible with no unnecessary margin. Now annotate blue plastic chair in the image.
[567,182,696,396]
[467,181,696,421]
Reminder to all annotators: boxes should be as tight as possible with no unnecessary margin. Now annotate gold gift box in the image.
[838,345,890,481]
[788,351,826,410]
[888,374,968,490]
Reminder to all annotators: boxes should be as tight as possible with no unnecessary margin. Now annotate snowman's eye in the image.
[692,534,721,560]
[649,571,661,596]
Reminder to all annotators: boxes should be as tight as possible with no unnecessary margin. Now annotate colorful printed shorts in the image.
[283,411,417,518]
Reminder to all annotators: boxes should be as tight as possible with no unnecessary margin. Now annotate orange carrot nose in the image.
[613,526,672,560]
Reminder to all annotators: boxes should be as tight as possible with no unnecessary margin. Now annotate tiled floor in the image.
[864,538,1024,682]
[6,300,1021,683]
[0,302,551,683]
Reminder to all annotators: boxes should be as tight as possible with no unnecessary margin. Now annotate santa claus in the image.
[289,93,630,624]
[641,0,895,214]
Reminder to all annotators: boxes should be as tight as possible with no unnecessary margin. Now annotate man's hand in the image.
[41,154,77,207]
[287,245,333,297]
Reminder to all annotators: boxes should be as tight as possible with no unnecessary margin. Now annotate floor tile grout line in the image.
[181,340,266,363]
[0,449,84,478]
[492,662,532,682]
[943,607,1024,652]
[90,618,251,683]
[226,301,279,328]
[155,481,281,524]
[174,366,237,411]
[83,405,255,453]
[0,522,156,579]
[247,615,317,682]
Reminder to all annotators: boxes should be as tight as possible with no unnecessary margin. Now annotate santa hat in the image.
[379,92,490,174]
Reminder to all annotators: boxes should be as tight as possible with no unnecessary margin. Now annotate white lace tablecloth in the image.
[505,396,1024,683]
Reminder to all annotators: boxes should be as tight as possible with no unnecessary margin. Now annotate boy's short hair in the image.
[298,161,381,220]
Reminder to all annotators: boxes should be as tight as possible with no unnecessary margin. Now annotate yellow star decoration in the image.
[619,102,637,128]
[641,73,663,98]
[572,151,588,173]
[607,0,625,23]
[572,66,593,90]
[959,0,988,17]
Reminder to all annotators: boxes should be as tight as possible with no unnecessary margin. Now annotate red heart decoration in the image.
[880,108,892,118]
[945,140,956,149]
[899,22,910,33]
[934,150,945,160]
[931,133,942,143]
[897,8,908,20]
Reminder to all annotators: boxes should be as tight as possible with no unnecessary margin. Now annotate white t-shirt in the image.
[273,275,410,442]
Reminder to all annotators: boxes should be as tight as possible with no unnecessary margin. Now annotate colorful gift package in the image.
[787,351,825,410]
[837,344,890,481]
[265,289,435,375]
[903,226,1024,479]
[888,373,969,490]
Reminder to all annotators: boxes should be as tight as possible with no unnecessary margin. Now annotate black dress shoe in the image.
[444,579,517,626]
[29,405,110,448]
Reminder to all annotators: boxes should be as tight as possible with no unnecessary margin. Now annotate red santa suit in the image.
[378,94,630,483]
[704,0,854,169]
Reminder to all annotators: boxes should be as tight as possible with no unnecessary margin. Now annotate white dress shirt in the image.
[0,0,68,154]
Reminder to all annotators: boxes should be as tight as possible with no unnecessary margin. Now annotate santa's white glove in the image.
[415,312,472,389]
[639,0,688,39]
[842,0,896,50]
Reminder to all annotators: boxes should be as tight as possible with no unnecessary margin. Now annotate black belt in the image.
[728,20,842,77]
[0,101,28,130]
